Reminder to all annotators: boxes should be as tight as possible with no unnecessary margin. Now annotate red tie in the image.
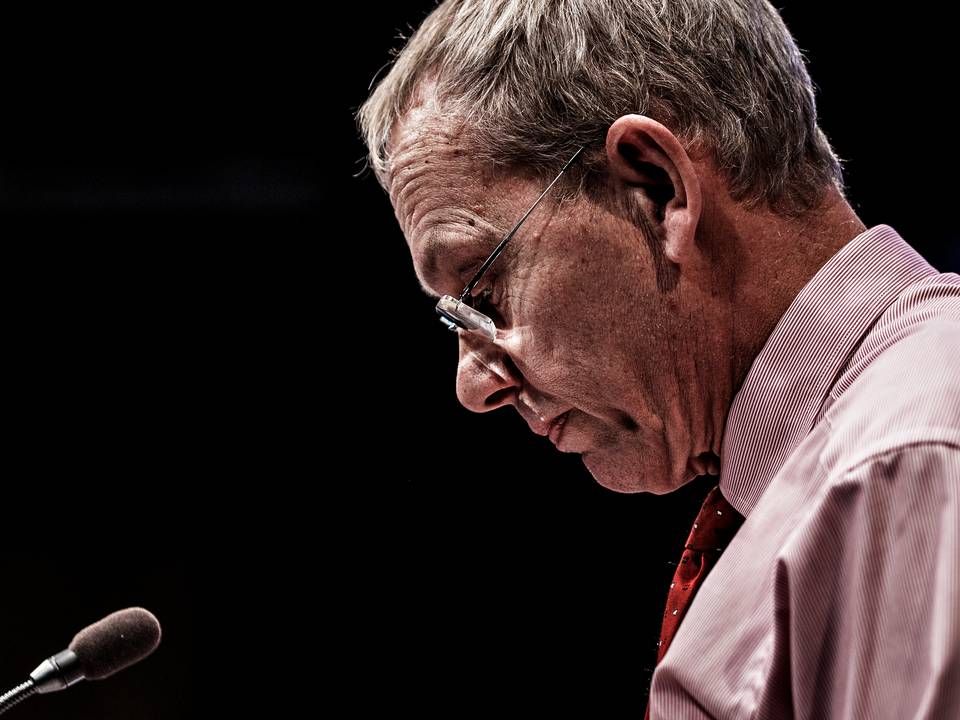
[644,485,744,719]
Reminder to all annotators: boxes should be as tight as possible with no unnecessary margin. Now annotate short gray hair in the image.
[358,0,844,215]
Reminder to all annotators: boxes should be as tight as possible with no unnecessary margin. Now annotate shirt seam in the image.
[816,417,960,479]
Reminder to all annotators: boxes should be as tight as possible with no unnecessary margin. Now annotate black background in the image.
[1,3,956,717]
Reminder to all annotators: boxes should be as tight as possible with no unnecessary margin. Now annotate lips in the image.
[547,411,570,446]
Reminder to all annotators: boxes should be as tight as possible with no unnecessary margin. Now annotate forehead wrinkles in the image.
[389,144,434,235]
[388,119,460,218]
[394,163,490,254]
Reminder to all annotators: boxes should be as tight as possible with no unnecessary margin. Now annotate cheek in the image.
[534,280,642,376]
[504,229,653,396]
[507,314,616,401]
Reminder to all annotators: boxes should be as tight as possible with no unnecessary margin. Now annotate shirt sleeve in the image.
[781,442,960,719]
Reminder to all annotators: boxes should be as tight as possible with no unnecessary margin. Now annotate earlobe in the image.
[605,114,702,267]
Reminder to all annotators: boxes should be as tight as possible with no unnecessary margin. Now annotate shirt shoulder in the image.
[819,274,960,474]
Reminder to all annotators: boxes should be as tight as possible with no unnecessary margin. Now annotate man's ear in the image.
[605,114,702,265]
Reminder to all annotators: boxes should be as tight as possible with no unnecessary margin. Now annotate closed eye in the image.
[468,286,495,312]
[467,285,506,327]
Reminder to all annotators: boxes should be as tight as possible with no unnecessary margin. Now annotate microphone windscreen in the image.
[68,607,162,680]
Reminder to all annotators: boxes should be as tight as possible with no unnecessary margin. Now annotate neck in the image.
[702,186,866,459]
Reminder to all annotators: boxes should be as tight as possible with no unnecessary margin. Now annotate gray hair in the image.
[358,0,844,216]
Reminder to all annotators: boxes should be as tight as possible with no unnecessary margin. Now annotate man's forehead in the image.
[387,108,466,182]
[386,115,502,293]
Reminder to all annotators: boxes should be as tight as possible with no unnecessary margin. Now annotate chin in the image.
[582,447,690,495]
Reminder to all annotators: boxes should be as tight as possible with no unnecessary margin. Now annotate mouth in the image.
[547,411,570,446]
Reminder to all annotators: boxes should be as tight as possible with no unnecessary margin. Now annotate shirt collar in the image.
[718,224,937,516]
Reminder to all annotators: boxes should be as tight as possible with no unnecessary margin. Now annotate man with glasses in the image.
[358,2,959,718]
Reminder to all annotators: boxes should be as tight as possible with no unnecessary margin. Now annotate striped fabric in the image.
[649,225,960,719]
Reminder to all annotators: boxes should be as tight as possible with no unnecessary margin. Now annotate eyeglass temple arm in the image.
[459,145,585,302]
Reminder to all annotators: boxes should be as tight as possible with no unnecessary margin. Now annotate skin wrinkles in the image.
[390,122,509,300]
[390,112,702,493]
[386,101,865,495]
[417,219,505,300]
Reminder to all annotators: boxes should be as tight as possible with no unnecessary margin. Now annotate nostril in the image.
[484,387,514,408]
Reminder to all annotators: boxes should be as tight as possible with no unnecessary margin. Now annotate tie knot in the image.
[684,485,744,552]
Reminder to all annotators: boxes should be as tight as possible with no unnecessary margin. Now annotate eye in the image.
[467,285,507,327]
[470,286,495,312]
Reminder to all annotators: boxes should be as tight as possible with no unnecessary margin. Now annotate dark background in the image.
[1,3,956,717]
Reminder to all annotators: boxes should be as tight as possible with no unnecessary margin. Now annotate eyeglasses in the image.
[435,145,585,341]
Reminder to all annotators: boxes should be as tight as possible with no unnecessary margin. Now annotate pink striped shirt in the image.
[649,225,960,719]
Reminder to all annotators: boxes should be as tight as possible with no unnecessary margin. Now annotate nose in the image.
[455,332,521,412]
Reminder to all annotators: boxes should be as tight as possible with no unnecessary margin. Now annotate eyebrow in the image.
[416,240,446,298]
[416,234,493,299]
[417,257,479,299]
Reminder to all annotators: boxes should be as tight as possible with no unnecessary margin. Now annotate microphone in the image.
[0,607,161,715]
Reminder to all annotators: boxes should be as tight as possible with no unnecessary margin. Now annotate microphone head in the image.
[68,607,162,680]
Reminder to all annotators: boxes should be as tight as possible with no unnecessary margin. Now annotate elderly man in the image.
[358,1,959,718]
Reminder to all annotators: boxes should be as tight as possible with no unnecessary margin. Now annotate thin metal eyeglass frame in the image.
[455,145,585,305]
